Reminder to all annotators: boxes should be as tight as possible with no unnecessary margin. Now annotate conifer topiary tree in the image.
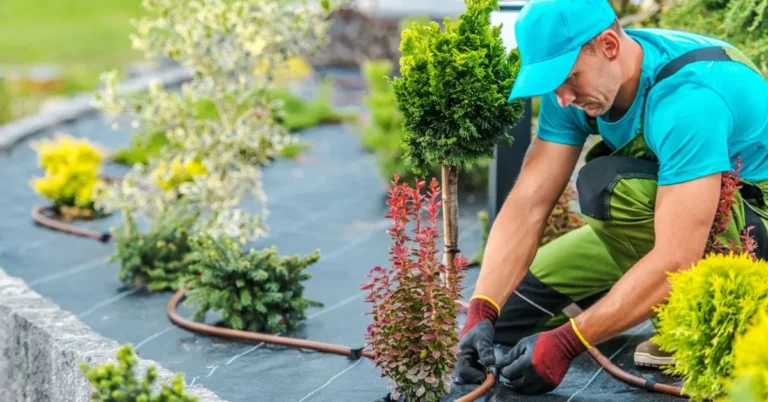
[391,0,524,269]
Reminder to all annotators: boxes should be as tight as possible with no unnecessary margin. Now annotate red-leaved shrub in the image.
[707,159,758,259]
[541,182,586,246]
[362,175,468,402]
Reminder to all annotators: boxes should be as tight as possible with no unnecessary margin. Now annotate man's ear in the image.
[596,30,621,61]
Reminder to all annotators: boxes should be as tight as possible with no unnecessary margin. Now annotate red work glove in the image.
[454,297,500,384]
[495,319,588,394]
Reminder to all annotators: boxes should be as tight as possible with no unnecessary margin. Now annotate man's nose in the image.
[556,88,576,107]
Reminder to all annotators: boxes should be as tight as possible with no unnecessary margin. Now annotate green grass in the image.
[0,0,147,94]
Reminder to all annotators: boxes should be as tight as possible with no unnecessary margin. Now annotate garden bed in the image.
[0,76,686,402]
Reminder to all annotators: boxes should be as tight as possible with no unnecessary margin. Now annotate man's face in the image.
[554,43,622,117]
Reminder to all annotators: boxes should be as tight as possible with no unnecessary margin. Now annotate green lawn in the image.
[0,0,147,93]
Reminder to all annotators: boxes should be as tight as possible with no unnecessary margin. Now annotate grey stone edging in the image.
[0,267,226,402]
[0,66,193,151]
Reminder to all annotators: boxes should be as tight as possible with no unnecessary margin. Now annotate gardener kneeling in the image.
[455,0,768,394]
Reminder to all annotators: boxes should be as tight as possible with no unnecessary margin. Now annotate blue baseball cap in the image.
[507,0,617,102]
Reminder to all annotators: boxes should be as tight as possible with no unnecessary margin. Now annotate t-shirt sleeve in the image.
[535,92,590,146]
[646,83,733,186]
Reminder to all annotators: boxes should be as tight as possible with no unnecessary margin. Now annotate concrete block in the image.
[0,268,226,402]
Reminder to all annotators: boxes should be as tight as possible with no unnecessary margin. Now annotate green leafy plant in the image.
[183,233,322,333]
[391,0,524,266]
[652,252,768,401]
[270,79,355,132]
[656,0,768,75]
[94,0,338,245]
[109,207,199,292]
[111,131,168,166]
[359,59,488,193]
[80,344,197,402]
[727,310,768,402]
[362,175,468,402]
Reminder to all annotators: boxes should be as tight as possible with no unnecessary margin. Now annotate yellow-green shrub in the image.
[30,133,105,211]
[81,344,197,402]
[652,252,768,401]
[727,310,768,402]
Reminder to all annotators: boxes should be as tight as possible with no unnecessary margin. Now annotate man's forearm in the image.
[472,192,547,308]
[574,247,693,346]
[470,138,583,311]
[572,172,721,346]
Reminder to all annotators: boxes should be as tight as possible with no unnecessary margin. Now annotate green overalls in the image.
[493,46,768,346]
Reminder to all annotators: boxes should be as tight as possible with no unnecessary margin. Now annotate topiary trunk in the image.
[442,164,459,283]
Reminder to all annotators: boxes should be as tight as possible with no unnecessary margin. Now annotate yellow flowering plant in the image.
[30,133,107,220]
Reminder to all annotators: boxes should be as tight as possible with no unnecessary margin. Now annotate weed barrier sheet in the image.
[0,79,686,401]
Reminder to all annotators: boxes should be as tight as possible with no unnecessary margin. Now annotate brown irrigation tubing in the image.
[586,347,687,397]
[32,205,112,242]
[33,205,687,400]
[166,289,495,402]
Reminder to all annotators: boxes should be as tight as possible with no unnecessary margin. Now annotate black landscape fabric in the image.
[0,76,687,402]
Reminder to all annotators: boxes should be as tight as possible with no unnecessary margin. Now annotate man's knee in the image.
[576,155,659,222]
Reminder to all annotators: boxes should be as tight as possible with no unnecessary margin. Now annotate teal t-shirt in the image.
[536,28,768,186]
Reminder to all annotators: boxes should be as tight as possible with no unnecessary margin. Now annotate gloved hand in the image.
[454,297,500,384]
[495,320,588,394]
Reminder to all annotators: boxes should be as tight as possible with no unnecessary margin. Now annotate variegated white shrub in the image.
[94,0,338,244]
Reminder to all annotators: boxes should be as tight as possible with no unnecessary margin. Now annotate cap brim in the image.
[507,46,581,103]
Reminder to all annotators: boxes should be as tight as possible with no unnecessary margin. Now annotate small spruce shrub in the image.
[362,175,468,402]
[727,310,768,402]
[183,233,322,333]
[81,344,197,402]
[29,133,107,220]
[652,253,768,401]
[109,207,199,292]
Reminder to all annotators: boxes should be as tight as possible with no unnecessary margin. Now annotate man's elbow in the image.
[653,236,709,273]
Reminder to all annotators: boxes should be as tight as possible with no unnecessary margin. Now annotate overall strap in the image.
[654,46,733,84]
[586,45,747,135]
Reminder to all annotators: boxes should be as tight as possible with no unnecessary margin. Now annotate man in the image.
[455,0,768,395]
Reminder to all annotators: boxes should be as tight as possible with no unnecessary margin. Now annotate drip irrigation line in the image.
[30,202,688,400]
[167,288,495,401]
